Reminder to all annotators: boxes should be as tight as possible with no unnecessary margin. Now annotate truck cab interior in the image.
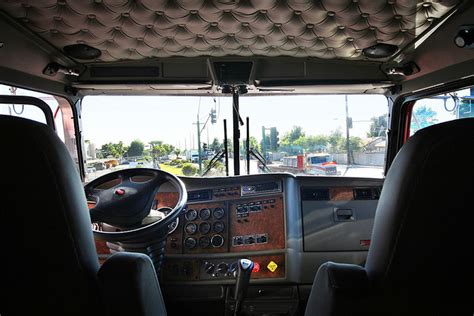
[1,1,473,315]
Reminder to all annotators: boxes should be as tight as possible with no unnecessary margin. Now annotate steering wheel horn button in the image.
[114,188,126,196]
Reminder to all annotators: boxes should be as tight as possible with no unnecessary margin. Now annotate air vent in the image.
[353,188,377,200]
[301,188,330,201]
[90,66,160,78]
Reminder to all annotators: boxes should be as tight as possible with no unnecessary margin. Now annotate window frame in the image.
[0,95,56,129]
[0,84,86,180]
[386,76,474,173]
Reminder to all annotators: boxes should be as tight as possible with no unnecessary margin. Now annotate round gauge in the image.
[185,222,197,235]
[168,218,179,234]
[211,234,224,248]
[200,208,211,220]
[185,209,198,221]
[199,222,211,234]
[198,236,210,248]
[212,221,225,233]
[184,237,197,249]
[213,207,225,219]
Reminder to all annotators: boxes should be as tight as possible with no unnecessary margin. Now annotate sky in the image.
[81,94,388,149]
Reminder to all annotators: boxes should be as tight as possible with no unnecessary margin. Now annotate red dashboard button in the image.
[252,262,260,273]
[115,189,125,196]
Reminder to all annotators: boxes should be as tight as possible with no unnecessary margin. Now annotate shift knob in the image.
[234,259,254,316]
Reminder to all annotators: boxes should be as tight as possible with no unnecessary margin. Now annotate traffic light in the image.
[210,108,217,124]
[202,143,208,151]
[270,127,279,151]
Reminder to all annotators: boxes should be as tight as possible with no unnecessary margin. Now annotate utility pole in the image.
[193,107,215,175]
[196,114,202,174]
[345,95,351,165]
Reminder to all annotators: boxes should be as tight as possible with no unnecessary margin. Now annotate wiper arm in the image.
[202,150,226,176]
[249,148,271,173]
[202,119,230,177]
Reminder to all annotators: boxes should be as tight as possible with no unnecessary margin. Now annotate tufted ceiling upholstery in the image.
[0,0,460,62]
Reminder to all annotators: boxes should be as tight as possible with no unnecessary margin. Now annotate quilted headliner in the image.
[0,0,460,62]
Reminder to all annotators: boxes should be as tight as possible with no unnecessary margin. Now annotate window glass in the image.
[410,86,473,135]
[0,84,79,171]
[82,94,388,181]
[0,84,66,141]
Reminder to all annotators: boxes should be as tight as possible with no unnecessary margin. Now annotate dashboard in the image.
[136,174,383,287]
[95,173,382,314]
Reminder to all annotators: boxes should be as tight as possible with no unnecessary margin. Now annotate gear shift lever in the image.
[233,259,254,316]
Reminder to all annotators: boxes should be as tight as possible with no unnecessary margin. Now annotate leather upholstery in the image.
[1,115,101,316]
[98,252,167,316]
[305,118,474,315]
[0,116,167,316]
[0,0,459,62]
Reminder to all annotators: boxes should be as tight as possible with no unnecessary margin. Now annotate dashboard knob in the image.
[216,262,228,274]
[204,261,215,274]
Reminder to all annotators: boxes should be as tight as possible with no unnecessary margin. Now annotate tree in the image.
[349,136,363,152]
[281,126,305,146]
[210,137,222,152]
[149,140,163,147]
[294,135,329,152]
[249,136,259,151]
[100,141,127,158]
[410,106,438,133]
[161,144,175,156]
[174,148,182,157]
[279,126,306,154]
[242,136,259,153]
[328,130,344,152]
[152,145,165,158]
[127,140,145,157]
[368,114,388,137]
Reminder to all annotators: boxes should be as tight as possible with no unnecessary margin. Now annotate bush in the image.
[182,163,197,176]
[203,160,225,172]
[170,159,182,166]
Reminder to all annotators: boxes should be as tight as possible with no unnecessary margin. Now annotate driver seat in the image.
[0,116,167,316]
[304,118,474,315]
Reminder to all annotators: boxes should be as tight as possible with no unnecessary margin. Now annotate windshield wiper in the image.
[202,119,229,177]
[249,147,271,173]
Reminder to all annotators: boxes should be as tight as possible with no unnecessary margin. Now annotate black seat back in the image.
[305,118,474,315]
[1,116,101,316]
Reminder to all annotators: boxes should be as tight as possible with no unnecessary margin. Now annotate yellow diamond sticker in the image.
[267,261,278,273]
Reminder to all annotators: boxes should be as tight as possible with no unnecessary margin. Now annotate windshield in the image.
[309,156,331,164]
[82,94,387,181]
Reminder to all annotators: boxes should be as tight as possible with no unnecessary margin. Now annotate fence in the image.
[332,152,385,166]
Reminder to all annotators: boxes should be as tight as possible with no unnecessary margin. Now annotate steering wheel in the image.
[85,168,187,242]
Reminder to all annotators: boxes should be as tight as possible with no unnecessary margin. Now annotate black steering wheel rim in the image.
[85,168,187,242]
